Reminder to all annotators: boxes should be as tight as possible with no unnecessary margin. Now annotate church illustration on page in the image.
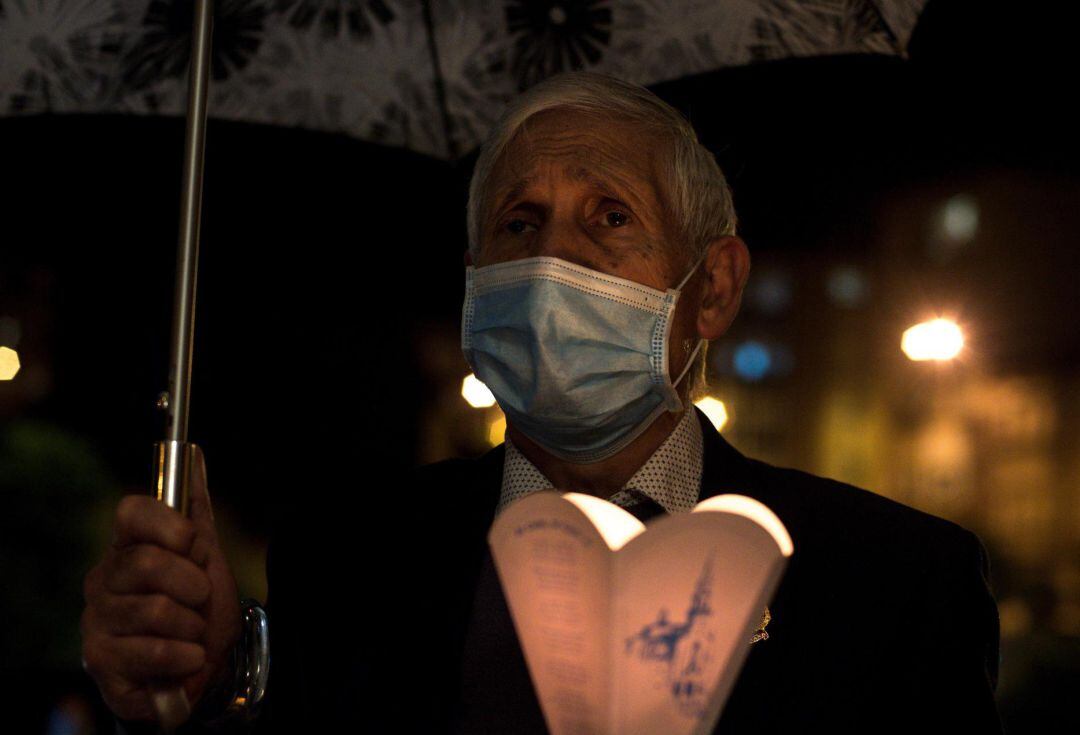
[624,555,717,719]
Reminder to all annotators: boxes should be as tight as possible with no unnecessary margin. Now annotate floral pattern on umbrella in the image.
[122,0,267,91]
[505,0,612,90]
[0,0,127,114]
[273,0,397,41]
[0,0,927,159]
[748,0,897,62]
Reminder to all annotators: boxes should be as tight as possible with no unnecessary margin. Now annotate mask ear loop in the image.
[664,250,709,408]
[672,339,704,390]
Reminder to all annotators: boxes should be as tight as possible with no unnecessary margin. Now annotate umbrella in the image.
[2,0,927,159]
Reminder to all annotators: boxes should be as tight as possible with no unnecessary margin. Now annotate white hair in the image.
[466,71,738,268]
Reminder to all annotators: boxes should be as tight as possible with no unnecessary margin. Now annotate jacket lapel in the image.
[695,406,758,504]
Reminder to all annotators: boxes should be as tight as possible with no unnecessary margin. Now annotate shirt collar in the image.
[496,408,704,515]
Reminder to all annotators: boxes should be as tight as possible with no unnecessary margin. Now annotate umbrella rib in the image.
[862,0,902,52]
[419,0,457,159]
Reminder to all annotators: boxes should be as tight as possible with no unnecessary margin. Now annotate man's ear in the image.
[697,236,750,340]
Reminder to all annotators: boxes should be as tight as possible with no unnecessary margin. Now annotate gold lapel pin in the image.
[750,606,771,644]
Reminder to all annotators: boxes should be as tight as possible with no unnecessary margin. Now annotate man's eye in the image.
[505,218,537,234]
[604,210,630,227]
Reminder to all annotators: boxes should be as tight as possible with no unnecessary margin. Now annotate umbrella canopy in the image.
[1,0,925,159]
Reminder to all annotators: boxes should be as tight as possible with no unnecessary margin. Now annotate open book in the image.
[489,492,793,735]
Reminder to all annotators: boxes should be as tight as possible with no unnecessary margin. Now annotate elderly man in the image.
[82,73,1002,733]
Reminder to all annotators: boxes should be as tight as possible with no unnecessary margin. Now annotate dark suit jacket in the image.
[256,409,1002,734]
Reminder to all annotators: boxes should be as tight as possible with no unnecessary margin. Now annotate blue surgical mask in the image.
[462,255,703,463]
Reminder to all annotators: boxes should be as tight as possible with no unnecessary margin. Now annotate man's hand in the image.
[81,447,242,722]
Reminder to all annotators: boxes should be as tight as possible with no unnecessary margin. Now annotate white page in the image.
[490,491,621,735]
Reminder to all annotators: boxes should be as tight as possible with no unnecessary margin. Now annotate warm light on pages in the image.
[563,491,794,557]
[563,492,645,551]
[694,494,794,557]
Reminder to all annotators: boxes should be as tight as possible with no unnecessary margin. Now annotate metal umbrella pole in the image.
[149,0,214,730]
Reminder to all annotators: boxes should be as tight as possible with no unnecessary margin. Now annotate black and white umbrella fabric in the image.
[2,0,926,159]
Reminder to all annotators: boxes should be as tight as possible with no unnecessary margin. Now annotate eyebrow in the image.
[491,178,533,221]
[490,167,631,222]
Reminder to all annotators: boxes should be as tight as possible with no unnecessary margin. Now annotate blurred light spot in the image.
[0,346,20,380]
[1053,601,1080,637]
[486,411,507,446]
[827,266,867,308]
[0,316,20,346]
[548,5,568,24]
[901,319,963,361]
[911,416,974,512]
[45,694,93,735]
[733,341,772,381]
[45,708,80,735]
[941,194,979,242]
[748,272,791,315]
[694,396,729,431]
[929,194,979,262]
[462,373,496,408]
[997,597,1033,638]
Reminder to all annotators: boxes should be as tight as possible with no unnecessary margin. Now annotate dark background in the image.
[2,1,1078,732]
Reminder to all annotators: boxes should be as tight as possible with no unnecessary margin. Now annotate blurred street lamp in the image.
[902,318,964,361]
[0,346,19,380]
[462,373,496,408]
[694,396,729,430]
[487,412,507,447]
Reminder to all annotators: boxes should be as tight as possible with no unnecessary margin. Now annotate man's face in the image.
[477,108,686,289]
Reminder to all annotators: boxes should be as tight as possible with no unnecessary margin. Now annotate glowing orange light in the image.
[902,319,964,361]
[694,396,729,430]
[461,373,496,408]
[486,412,507,447]
[0,346,19,380]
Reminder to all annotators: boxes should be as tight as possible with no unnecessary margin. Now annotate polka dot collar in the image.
[496,408,704,516]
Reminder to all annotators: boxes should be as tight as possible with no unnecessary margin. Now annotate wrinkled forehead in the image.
[483,108,672,222]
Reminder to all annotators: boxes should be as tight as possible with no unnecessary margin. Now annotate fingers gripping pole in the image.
[151,0,214,730]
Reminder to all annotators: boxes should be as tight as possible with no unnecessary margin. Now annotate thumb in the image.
[188,444,216,535]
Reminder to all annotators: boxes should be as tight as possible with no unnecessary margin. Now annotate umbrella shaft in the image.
[154,440,195,514]
[167,0,214,443]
